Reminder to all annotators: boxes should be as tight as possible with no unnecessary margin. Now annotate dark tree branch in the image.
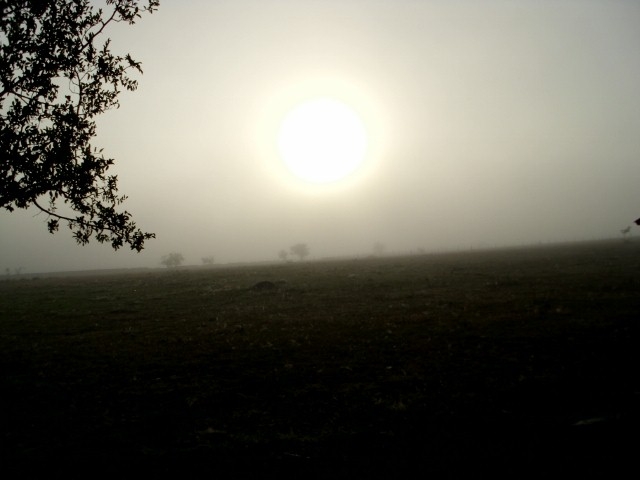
[1,0,159,251]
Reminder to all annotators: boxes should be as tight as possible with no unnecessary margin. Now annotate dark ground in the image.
[1,240,638,478]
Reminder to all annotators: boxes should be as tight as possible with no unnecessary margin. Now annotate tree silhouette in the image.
[0,0,158,251]
[290,243,309,261]
[278,249,288,262]
[161,252,184,268]
[373,241,386,256]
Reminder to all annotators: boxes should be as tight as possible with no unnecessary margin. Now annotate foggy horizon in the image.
[2,0,640,273]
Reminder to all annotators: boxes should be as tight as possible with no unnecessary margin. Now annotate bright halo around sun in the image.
[277,97,368,184]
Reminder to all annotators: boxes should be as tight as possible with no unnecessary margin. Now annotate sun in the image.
[277,97,368,184]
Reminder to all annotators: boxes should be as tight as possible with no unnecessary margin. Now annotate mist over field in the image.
[2,4,639,475]
[2,0,640,273]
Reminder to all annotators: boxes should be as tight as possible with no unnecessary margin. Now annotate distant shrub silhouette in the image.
[290,243,310,261]
[373,242,386,256]
[161,253,184,268]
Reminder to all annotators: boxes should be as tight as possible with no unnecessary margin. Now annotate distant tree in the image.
[373,241,386,256]
[0,0,159,251]
[290,243,309,261]
[201,256,214,265]
[4,267,24,276]
[161,252,184,268]
[278,249,288,262]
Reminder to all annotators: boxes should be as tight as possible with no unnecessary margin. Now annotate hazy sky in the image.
[3,0,640,273]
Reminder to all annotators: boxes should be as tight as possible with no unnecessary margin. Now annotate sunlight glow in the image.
[277,97,368,184]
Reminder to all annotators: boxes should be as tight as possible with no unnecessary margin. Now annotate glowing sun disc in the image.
[277,97,367,184]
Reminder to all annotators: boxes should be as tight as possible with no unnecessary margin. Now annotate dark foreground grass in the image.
[1,240,638,477]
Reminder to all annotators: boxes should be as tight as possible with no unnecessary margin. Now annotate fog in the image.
[2,0,640,273]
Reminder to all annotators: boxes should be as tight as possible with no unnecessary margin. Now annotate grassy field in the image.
[1,240,638,477]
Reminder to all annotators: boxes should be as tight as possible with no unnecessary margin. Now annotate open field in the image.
[1,240,638,477]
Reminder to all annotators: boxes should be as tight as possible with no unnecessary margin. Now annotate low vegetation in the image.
[1,240,638,477]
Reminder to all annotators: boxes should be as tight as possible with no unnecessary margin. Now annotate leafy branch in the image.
[1,0,159,251]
